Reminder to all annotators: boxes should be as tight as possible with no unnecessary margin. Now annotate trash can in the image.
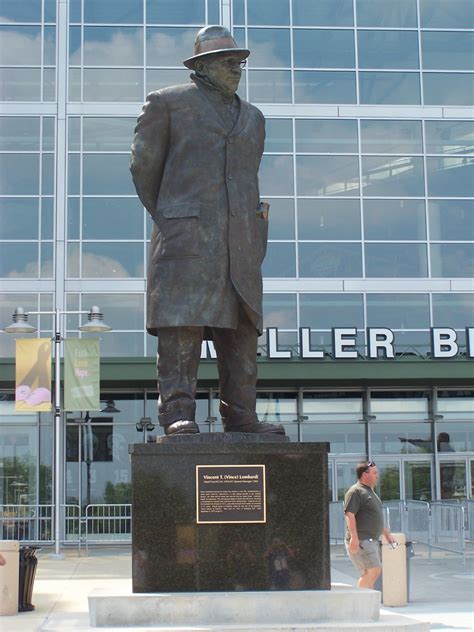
[0,540,20,616]
[375,533,412,607]
[18,545,41,612]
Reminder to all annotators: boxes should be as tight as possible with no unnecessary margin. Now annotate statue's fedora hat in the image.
[183,25,249,70]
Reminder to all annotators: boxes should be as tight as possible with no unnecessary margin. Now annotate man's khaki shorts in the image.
[345,538,381,573]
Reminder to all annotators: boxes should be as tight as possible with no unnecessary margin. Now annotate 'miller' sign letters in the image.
[201,327,474,360]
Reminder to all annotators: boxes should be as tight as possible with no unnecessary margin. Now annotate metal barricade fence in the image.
[0,504,54,543]
[84,504,132,554]
[461,500,474,541]
[405,500,431,546]
[430,501,465,560]
[383,500,403,533]
[329,501,345,543]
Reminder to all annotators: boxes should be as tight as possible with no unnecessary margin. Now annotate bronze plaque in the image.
[196,464,266,524]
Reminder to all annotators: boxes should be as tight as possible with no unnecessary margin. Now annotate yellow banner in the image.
[15,339,52,412]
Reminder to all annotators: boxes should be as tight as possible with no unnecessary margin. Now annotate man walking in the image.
[130,26,284,437]
[344,461,396,588]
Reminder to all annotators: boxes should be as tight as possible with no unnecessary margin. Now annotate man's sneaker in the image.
[164,420,200,435]
[224,421,285,435]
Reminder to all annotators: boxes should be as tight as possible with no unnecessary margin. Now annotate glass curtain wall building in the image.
[0,1,473,525]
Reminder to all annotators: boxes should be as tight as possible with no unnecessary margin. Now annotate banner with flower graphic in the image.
[15,339,52,412]
[64,339,100,411]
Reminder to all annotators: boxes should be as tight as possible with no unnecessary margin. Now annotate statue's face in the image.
[196,54,245,97]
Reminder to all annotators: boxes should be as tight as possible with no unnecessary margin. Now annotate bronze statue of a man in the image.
[130,26,284,437]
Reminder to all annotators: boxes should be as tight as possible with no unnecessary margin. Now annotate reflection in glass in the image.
[0,154,39,195]
[84,0,143,23]
[432,294,474,329]
[358,31,419,69]
[356,0,417,28]
[404,462,432,501]
[425,121,474,156]
[259,155,294,196]
[247,0,290,25]
[430,244,474,278]
[262,243,296,278]
[256,392,297,424]
[83,118,137,151]
[42,154,54,195]
[428,200,474,241]
[0,243,38,278]
[83,198,144,240]
[83,155,136,195]
[437,423,474,453]
[299,243,362,277]
[295,71,356,104]
[81,243,144,278]
[263,293,297,328]
[359,72,420,105]
[0,26,41,65]
[300,294,364,329]
[426,157,474,197]
[146,0,205,24]
[67,242,80,277]
[42,118,55,151]
[376,463,401,501]
[83,69,143,102]
[293,0,353,26]
[0,199,39,240]
[361,120,422,154]
[366,294,430,329]
[423,73,474,106]
[370,423,432,455]
[43,68,56,101]
[147,27,197,66]
[40,242,54,278]
[419,0,474,29]
[41,197,54,240]
[247,28,290,67]
[439,460,466,499]
[298,199,361,240]
[67,198,79,240]
[43,26,56,65]
[147,69,190,92]
[81,293,144,330]
[294,30,354,68]
[0,68,41,101]
[80,27,143,66]
[265,199,295,240]
[364,200,426,240]
[265,119,292,152]
[362,156,424,197]
[233,0,245,24]
[337,463,361,501]
[301,423,365,455]
[0,117,40,150]
[365,244,427,278]
[297,156,359,196]
[0,0,41,23]
[68,154,80,195]
[296,119,358,153]
[422,32,474,71]
[68,68,81,101]
[248,70,291,103]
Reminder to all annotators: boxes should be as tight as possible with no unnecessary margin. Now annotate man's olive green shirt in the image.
[344,482,384,541]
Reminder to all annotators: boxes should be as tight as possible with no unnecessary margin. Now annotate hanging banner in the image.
[64,339,100,412]
[15,339,52,412]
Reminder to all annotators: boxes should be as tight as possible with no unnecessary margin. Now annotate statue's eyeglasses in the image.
[221,59,247,69]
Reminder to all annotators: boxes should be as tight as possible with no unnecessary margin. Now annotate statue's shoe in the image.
[164,420,200,435]
[224,421,285,435]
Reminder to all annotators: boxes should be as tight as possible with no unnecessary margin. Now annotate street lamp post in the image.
[3,305,112,558]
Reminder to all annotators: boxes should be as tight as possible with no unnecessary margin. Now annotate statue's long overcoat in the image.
[130,79,267,337]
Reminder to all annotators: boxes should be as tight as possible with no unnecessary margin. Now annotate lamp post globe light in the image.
[3,305,112,558]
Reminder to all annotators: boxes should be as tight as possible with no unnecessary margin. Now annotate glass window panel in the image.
[394,331,432,354]
[40,242,53,278]
[366,294,430,329]
[82,242,144,278]
[423,73,474,107]
[265,119,292,152]
[376,463,401,501]
[259,155,294,196]
[365,244,428,277]
[247,28,290,67]
[293,0,353,26]
[68,154,80,195]
[263,293,297,328]
[83,68,143,102]
[41,197,54,239]
[298,199,361,240]
[68,117,81,151]
[43,67,56,101]
[67,242,80,277]
[0,154,39,194]
[146,69,190,92]
[233,0,245,24]
[247,0,289,25]
[0,68,41,101]
[302,423,366,454]
[68,67,81,101]
[0,198,39,239]
[439,459,467,498]
[358,31,419,70]
[43,26,56,65]
[208,0,220,24]
[81,293,144,330]
[297,156,359,196]
[44,0,56,22]
[295,71,356,104]
[299,243,362,277]
[371,423,432,454]
[364,200,426,240]
[248,70,291,103]
[146,27,198,66]
[420,0,474,29]
[67,197,80,240]
[303,392,363,419]
[0,26,41,65]
[430,244,474,278]
[0,243,38,278]
[356,0,417,27]
[146,0,205,24]
[83,154,136,195]
[84,0,143,23]
[429,200,474,241]
[422,32,474,72]
[42,154,54,195]
[83,118,136,151]
[0,0,41,23]
[425,121,474,156]
[426,157,474,197]
[266,198,295,240]
[310,330,366,354]
[0,117,40,150]
[83,27,143,66]
[83,331,144,357]
[359,71,421,105]
[69,26,81,64]
[294,30,355,69]
[300,294,364,329]
[405,462,432,501]
[262,242,296,278]
[295,119,358,153]
[432,294,474,328]
[361,120,422,154]
[42,117,55,151]
[362,156,425,197]
[438,391,474,417]
[83,198,144,240]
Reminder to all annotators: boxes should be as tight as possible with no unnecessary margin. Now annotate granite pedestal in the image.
[129,435,330,593]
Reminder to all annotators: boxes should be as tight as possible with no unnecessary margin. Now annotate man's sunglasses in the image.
[363,461,376,472]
